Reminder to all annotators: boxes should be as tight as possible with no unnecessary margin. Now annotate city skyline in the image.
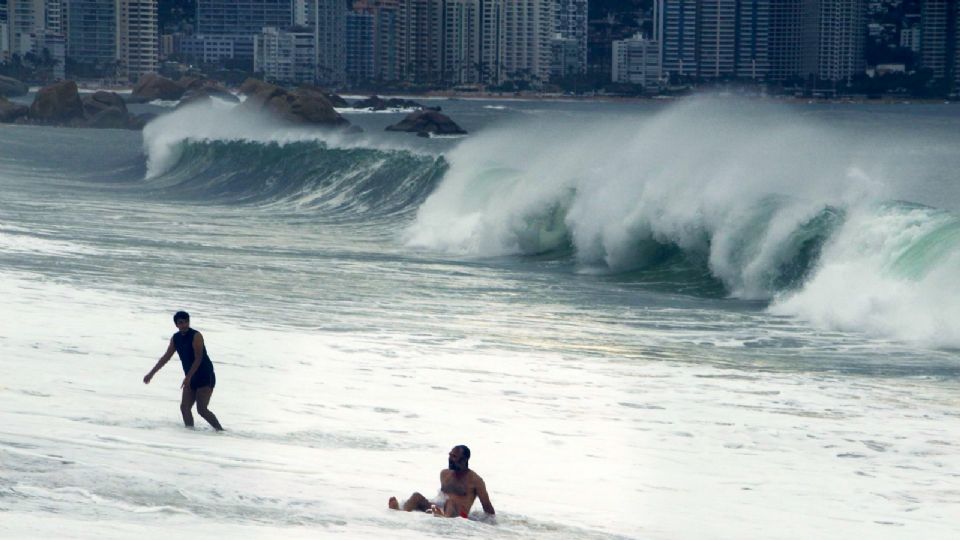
[0,0,955,97]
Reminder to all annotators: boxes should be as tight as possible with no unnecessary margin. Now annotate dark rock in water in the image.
[82,91,128,117]
[86,107,131,129]
[297,84,348,108]
[238,78,349,127]
[0,75,28,97]
[385,110,467,136]
[28,80,85,124]
[0,81,147,129]
[177,77,238,102]
[130,73,186,102]
[352,95,425,111]
[0,96,29,122]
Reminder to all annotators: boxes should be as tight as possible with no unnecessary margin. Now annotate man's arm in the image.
[144,339,176,384]
[181,332,205,389]
[475,476,495,515]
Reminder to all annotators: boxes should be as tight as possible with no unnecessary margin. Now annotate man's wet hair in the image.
[173,311,190,322]
[455,445,471,465]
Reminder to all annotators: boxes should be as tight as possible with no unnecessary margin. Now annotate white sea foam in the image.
[1,273,958,539]
[141,101,428,179]
[405,98,960,344]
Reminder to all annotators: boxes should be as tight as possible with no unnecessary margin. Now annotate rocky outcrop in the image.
[0,75,28,97]
[353,95,426,111]
[178,76,239,102]
[238,78,349,127]
[28,80,85,124]
[0,96,28,122]
[0,81,144,129]
[385,110,467,136]
[297,84,348,108]
[82,91,127,117]
[130,73,186,102]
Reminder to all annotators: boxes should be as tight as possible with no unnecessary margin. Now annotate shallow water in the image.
[1,97,959,539]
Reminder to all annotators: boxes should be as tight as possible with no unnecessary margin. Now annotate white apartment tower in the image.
[295,0,347,84]
[502,0,554,85]
[8,0,45,55]
[117,0,159,83]
[443,0,482,85]
[814,0,866,83]
[612,32,661,88]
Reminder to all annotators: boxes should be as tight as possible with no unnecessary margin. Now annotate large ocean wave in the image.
[139,98,960,345]
[141,103,445,216]
[404,98,960,345]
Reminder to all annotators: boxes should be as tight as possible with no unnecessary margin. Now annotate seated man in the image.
[389,445,495,519]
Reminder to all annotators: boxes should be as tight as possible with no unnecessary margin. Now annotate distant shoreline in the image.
[30,81,958,106]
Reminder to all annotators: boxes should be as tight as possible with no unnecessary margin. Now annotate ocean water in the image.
[1,96,959,539]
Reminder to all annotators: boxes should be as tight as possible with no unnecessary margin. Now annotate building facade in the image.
[554,0,587,75]
[196,0,294,60]
[921,0,958,85]
[612,32,661,88]
[814,0,866,83]
[66,0,117,76]
[345,9,374,84]
[502,0,554,85]
[254,25,315,83]
[117,0,159,83]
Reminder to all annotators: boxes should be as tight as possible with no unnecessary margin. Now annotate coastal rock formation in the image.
[238,78,349,127]
[130,73,186,102]
[0,81,145,129]
[385,110,467,137]
[353,95,426,111]
[178,76,239,102]
[297,84,348,108]
[28,80,85,124]
[82,91,128,117]
[0,96,28,122]
[0,75,28,97]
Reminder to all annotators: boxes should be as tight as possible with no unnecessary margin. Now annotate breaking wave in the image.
[139,98,960,344]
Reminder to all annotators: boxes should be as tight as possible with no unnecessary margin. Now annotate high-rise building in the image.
[768,0,806,81]
[66,0,117,76]
[117,0,159,83]
[313,0,346,84]
[814,0,866,83]
[660,0,697,78]
[555,0,587,75]
[659,0,769,81]
[921,0,958,84]
[254,26,315,83]
[479,0,505,84]
[196,0,294,60]
[502,0,554,85]
[373,0,399,81]
[346,9,375,83]
[733,0,770,79]
[550,33,579,78]
[612,32,661,88]
[443,0,482,85]
[8,0,45,55]
[397,0,443,83]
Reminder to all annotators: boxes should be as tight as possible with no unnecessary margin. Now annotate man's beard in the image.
[449,459,465,471]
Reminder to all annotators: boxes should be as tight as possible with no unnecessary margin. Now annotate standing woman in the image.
[144,311,224,431]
